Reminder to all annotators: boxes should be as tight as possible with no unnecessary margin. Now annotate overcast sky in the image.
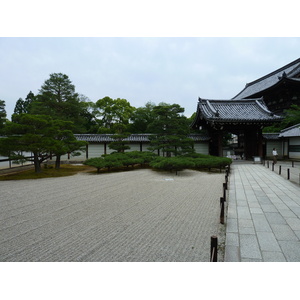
[1,1,300,122]
[1,37,300,120]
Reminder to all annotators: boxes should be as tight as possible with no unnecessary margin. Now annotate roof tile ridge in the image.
[245,58,300,87]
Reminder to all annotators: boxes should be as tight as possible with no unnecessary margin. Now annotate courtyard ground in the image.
[0,168,225,262]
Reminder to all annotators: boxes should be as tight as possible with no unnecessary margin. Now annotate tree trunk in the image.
[33,153,41,173]
[55,155,61,169]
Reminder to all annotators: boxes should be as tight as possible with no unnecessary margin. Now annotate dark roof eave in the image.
[233,72,300,100]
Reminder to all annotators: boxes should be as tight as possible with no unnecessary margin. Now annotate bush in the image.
[84,151,232,175]
[150,156,195,174]
[84,151,158,173]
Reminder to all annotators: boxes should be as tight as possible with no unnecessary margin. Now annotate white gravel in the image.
[0,168,225,261]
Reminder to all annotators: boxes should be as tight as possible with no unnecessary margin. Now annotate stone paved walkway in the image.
[225,161,300,262]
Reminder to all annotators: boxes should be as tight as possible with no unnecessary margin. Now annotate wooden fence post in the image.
[210,236,218,262]
[223,183,227,202]
[220,197,225,224]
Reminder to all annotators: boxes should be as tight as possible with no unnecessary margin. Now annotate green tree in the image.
[46,119,87,169]
[31,73,93,133]
[263,105,300,133]
[0,100,6,133]
[129,101,156,133]
[94,96,136,133]
[1,114,53,173]
[0,114,86,173]
[147,103,194,156]
[13,91,36,117]
[14,98,26,115]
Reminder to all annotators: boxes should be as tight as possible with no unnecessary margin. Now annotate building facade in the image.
[192,58,300,160]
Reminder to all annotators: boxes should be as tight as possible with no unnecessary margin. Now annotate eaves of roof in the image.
[197,98,282,123]
[262,133,280,140]
[232,58,300,100]
[279,123,300,137]
[74,133,210,142]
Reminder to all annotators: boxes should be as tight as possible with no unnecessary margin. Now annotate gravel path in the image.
[0,168,225,262]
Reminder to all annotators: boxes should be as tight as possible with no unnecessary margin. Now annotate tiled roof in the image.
[197,98,282,123]
[279,124,300,137]
[232,58,300,99]
[74,133,210,142]
[262,133,280,140]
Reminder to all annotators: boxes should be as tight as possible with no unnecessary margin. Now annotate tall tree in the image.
[147,103,194,156]
[0,100,6,133]
[31,73,92,133]
[13,92,36,116]
[129,101,156,133]
[39,73,76,102]
[94,96,136,133]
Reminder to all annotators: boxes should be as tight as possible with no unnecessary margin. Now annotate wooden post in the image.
[288,168,290,180]
[223,183,227,201]
[279,165,282,175]
[220,197,225,224]
[210,236,218,262]
[86,144,89,159]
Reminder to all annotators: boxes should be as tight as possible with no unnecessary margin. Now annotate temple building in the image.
[192,58,300,159]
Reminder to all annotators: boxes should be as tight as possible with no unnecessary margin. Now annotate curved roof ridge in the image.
[246,58,300,87]
[232,58,300,99]
[255,97,273,115]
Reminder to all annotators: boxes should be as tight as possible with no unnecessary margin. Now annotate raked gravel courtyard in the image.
[0,168,225,262]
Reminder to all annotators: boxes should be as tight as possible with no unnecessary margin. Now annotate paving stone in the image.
[262,251,286,262]
[226,217,238,233]
[250,207,263,214]
[252,214,273,232]
[286,217,300,231]
[224,245,240,262]
[265,212,287,225]
[240,234,262,260]
[278,241,300,262]
[225,232,239,247]
[270,224,299,241]
[237,206,252,220]
[256,231,281,252]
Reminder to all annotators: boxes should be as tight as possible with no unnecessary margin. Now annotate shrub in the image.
[150,156,195,175]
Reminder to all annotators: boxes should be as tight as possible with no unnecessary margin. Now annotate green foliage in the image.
[150,156,195,174]
[146,103,194,156]
[263,105,300,133]
[13,91,35,115]
[28,73,93,133]
[83,157,106,173]
[0,114,86,173]
[94,96,136,133]
[84,151,157,173]
[0,99,7,133]
[129,102,156,133]
[108,133,131,153]
[84,151,231,175]
[187,153,232,170]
